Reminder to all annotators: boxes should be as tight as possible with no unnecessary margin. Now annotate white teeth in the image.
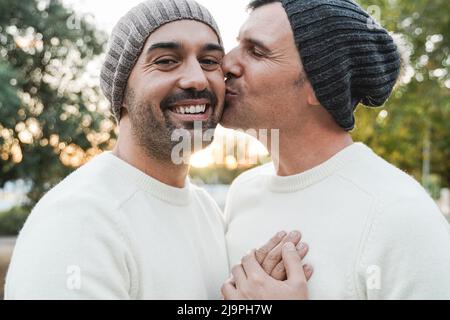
[173,104,207,114]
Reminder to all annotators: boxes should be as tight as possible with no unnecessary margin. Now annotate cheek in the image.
[208,72,226,97]
[138,76,176,106]
[246,74,301,118]
[245,72,279,105]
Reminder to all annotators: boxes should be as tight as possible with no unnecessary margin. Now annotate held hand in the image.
[221,243,313,300]
[256,231,310,280]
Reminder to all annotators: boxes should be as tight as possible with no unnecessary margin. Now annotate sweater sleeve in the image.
[4,199,136,300]
[356,195,450,299]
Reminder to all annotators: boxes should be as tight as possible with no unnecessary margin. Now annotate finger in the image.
[297,242,309,260]
[255,231,286,264]
[270,242,309,281]
[221,279,239,300]
[231,264,247,288]
[270,260,286,281]
[304,264,314,281]
[282,242,307,285]
[261,230,301,275]
[241,250,266,278]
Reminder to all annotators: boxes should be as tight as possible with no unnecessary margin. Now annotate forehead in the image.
[239,2,293,46]
[143,19,220,49]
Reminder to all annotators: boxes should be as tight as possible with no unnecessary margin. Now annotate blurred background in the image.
[0,0,449,299]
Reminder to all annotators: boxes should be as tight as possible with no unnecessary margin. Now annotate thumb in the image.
[282,242,307,285]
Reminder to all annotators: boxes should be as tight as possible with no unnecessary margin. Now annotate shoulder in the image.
[337,143,430,203]
[18,152,139,247]
[340,144,448,241]
[38,152,139,211]
[353,145,450,264]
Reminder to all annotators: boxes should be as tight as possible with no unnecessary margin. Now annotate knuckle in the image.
[269,237,281,246]
[256,246,269,256]
[271,264,286,280]
[261,261,271,272]
[274,262,285,273]
[267,252,280,262]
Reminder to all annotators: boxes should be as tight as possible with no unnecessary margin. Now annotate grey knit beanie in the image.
[280,0,401,131]
[100,0,222,121]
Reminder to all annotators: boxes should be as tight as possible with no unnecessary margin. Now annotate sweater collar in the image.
[268,143,371,193]
[101,152,192,206]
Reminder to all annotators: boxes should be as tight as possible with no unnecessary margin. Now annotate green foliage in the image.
[0,0,115,204]
[353,0,450,190]
[0,206,29,236]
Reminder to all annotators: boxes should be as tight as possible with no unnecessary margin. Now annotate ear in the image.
[306,82,321,106]
[121,86,132,111]
[120,106,128,118]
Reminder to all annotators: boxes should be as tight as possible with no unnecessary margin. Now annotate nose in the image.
[223,47,243,80]
[178,57,208,91]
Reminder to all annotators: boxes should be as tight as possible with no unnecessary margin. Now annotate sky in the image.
[63,0,250,52]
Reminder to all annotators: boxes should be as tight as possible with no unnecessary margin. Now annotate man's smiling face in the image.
[123,19,225,160]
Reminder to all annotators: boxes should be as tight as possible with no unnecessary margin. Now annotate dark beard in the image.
[125,89,220,162]
[126,89,178,161]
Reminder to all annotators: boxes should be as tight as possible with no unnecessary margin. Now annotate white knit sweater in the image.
[225,143,450,299]
[5,152,229,299]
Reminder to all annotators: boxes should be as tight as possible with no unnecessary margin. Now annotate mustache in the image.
[160,89,218,110]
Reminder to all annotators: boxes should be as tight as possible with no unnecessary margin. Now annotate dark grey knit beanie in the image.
[280,0,401,130]
[100,0,222,121]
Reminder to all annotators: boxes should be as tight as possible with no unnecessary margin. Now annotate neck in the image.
[269,121,353,177]
[112,118,189,188]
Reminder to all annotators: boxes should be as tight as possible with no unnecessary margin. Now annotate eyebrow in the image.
[202,43,225,54]
[239,37,271,53]
[147,41,181,54]
[146,42,224,55]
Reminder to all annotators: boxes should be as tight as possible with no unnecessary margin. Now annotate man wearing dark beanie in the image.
[223,0,450,299]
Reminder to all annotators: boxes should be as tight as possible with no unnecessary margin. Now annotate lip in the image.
[225,88,238,96]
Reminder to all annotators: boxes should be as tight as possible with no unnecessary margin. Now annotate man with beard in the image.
[221,0,450,299]
[5,0,311,300]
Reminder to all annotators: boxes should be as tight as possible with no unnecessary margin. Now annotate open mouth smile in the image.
[168,100,212,121]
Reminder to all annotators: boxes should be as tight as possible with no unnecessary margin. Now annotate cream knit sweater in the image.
[5,152,229,299]
[225,143,450,299]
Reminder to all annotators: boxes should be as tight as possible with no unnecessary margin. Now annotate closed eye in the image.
[248,46,265,58]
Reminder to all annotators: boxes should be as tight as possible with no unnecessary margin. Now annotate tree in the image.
[0,0,116,205]
[353,0,450,194]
